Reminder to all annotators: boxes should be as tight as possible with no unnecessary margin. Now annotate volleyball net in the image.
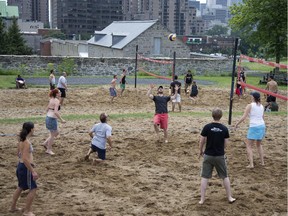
[237,54,288,101]
[137,54,173,81]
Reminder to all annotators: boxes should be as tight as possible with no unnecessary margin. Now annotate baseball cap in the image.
[250,91,260,100]
[158,85,163,90]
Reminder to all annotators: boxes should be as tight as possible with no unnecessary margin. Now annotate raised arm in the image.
[147,84,154,100]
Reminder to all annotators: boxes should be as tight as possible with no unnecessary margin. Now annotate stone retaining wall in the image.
[0,55,233,76]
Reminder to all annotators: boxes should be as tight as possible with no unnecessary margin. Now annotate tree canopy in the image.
[229,0,287,63]
[0,17,32,55]
[207,25,229,36]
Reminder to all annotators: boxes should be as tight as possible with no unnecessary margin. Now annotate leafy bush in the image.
[57,58,77,75]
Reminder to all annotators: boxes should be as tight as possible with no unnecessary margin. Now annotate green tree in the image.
[58,58,77,75]
[6,17,32,55]
[43,31,66,40]
[0,17,7,54]
[229,0,287,63]
[207,25,229,36]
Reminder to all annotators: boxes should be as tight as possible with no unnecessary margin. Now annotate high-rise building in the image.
[123,0,196,35]
[189,0,201,10]
[7,0,49,26]
[50,0,123,37]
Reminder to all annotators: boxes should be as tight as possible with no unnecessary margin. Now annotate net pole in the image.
[172,51,176,81]
[228,38,239,125]
[135,45,138,88]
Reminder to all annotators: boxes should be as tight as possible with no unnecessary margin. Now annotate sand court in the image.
[0,86,287,215]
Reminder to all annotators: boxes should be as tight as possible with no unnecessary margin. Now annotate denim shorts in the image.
[46,116,58,131]
[109,87,117,97]
[91,144,106,160]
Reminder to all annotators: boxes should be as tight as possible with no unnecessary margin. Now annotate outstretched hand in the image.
[149,84,155,89]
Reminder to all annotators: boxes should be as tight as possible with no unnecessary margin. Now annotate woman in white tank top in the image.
[235,91,265,168]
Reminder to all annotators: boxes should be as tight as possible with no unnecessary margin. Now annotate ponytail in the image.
[19,122,34,142]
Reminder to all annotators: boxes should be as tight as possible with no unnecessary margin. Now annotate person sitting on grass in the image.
[16,75,27,89]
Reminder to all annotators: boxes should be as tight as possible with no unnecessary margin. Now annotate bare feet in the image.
[23,212,35,216]
[229,198,236,203]
[46,150,55,155]
[9,207,22,213]
[84,155,89,161]
[198,200,204,205]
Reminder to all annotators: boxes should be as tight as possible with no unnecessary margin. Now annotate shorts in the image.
[172,94,181,103]
[109,87,117,97]
[153,113,168,130]
[91,144,106,160]
[58,88,66,98]
[16,163,37,190]
[50,83,56,90]
[266,95,276,103]
[185,83,192,90]
[247,125,265,140]
[190,91,198,97]
[201,154,228,179]
[46,116,58,131]
[120,84,126,89]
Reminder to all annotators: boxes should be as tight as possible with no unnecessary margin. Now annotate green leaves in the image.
[229,0,287,63]
[0,17,32,55]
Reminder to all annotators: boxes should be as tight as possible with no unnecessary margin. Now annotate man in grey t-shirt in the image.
[84,113,113,162]
[57,72,68,105]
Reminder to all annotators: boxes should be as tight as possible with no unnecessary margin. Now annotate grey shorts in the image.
[46,116,58,131]
[201,154,228,179]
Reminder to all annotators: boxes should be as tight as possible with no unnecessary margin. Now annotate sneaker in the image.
[165,140,168,143]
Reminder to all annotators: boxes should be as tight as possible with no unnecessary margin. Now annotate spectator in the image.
[16,75,27,89]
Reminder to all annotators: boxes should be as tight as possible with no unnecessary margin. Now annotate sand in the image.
[0,85,287,216]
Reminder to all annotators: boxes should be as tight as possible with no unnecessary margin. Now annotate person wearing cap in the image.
[84,113,112,163]
[235,91,265,168]
[147,84,178,143]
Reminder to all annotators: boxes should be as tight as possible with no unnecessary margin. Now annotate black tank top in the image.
[185,74,193,84]
[121,75,126,84]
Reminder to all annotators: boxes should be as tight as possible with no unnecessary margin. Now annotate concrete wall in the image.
[0,55,233,76]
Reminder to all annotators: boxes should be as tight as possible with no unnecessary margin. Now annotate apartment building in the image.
[7,0,49,26]
[123,0,196,36]
[50,0,123,37]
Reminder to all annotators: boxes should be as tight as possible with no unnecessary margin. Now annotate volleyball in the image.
[168,33,176,41]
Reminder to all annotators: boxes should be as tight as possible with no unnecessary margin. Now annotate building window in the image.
[153,37,161,55]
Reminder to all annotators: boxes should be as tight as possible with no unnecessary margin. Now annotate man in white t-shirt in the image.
[57,72,68,105]
[84,113,113,163]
